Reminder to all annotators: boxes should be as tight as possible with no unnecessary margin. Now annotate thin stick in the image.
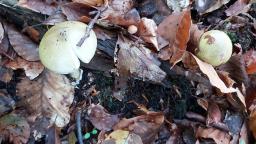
[76,111,83,144]
[76,7,107,47]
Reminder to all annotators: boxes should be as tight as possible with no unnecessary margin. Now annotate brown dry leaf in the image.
[243,49,256,74]
[0,67,13,83]
[138,18,158,51]
[102,130,143,144]
[195,0,231,14]
[225,0,250,16]
[18,0,57,15]
[192,54,237,93]
[187,24,204,53]
[45,125,61,144]
[61,2,94,21]
[7,25,39,61]
[101,0,140,26]
[5,57,44,80]
[43,12,67,25]
[87,104,120,131]
[93,27,114,41]
[219,54,249,87]
[0,113,30,144]
[0,91,15,117]
[23,26,40,42]
[157,10,191,65]
[196,127,231,144]
[217,71,235,88]
[72,0,104,7]
[206,102,222,125]
[113,112,164,143]
[16,70,74,127]
[114,35,166,100]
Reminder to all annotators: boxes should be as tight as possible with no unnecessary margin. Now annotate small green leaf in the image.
[91,129,98,135]
[84,133,91,139]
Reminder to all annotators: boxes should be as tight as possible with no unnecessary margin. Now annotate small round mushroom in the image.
[196,30,232,66]
[39,21,97,74]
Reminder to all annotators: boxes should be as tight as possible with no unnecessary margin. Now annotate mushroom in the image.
[196,30,232,66]
[39,21,97,78]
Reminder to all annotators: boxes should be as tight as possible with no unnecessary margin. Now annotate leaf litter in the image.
[0,0,255,143]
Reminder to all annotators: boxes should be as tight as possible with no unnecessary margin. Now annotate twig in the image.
[185,112,229,132]
[76,7,108,47]
[76,110,83,144]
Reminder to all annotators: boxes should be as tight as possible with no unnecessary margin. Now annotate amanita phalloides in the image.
[196,30,232,66]
[39,21,97,78]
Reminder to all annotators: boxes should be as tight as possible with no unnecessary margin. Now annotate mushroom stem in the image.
[70,69,83,85]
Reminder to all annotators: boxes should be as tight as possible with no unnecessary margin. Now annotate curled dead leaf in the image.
[114,35,166,100]
[138,18,159,51]
[7,25,39,61]
[196,127,231,144]
[87,104,120,131]
[0,113,30,144]
[102,130,143,144]
[5,57,44,80]
[17,70,74,127]
[157,10,191,65]
[18,0,57,15]
[113,112,164,143]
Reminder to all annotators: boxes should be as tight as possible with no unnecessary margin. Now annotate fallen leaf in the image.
[0,30,16,60]
[157,10,191,65]
[23,26,40,42]
[93,27,114,41]
[195,0,231,14]
[61,2,94,21]
[166,0,190,12]
[0,113,30,144]
[225,0,250,16]
[18,0,58,15]
[102,130,143,144]
[219,54,249,87]
[217,71,235,88]
[187,24,204,53]
[16,70,74,127]
[113,112,164,143]
[206,102,222,125]
[101,0,140,26]
[87,104,120,131]
[114,35,166,100]
[45,125,60,144]
[138,18,159,50]
[0,91,15,116]
[196,127,231,144]
[43,12,67,25]
[0,67,13,83]
[72,0,104,7]
[192,53,237,93]
[5,57,44,80]
[243,49,256,74]
[7,25,39,61]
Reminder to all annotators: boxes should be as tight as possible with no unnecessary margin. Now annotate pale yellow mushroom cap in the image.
[196,30,232,66]
[39,21,97,74]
